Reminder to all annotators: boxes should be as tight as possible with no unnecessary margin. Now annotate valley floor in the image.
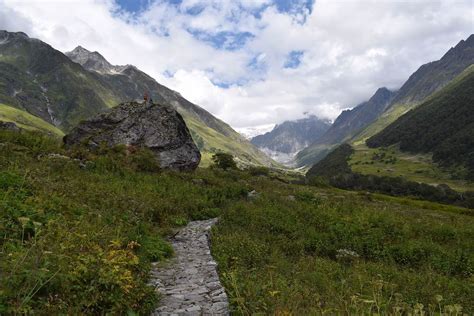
[350,144,473,192]
[0,130,472,315]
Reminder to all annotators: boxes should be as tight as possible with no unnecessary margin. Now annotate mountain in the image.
[367,65,474,180]
[0,103,63,136]
[295,87,395,166]
[0,31,118,130]
[354,34,474,142]
[297,34,474,168]
[250,115,330,165]
[65,45,277,167]
[0,31,276,167]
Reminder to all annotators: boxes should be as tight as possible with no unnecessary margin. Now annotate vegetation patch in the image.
[212,178,473,314]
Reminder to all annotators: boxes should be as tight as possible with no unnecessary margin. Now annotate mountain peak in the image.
[370,87,394,103]
[70,45,90,54]
[66,45,114,74]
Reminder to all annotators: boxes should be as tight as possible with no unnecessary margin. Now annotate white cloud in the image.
[0,0,472,130]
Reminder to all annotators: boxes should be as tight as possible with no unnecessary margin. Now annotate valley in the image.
[0,23,473,316]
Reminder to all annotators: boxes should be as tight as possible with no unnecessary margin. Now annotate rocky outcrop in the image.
[63,101,201,170]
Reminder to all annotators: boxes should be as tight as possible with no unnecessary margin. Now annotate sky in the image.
[0,0,473,133]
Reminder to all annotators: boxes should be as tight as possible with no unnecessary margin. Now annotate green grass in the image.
[0,104,64,137]
[0,130,472,314]
[349,143,473,192]
[182,113,280,168]
[0,130,247,314]
[212,182,473,315]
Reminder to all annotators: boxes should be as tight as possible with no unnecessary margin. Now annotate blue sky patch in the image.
[284,50,304,68]
[275,0,314,14]
[187,29,255,51]
[115,0,151,13]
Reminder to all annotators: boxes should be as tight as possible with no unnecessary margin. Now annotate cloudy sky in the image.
[0,0,472,132]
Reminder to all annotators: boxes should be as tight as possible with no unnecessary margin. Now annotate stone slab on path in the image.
[150,218,229,316]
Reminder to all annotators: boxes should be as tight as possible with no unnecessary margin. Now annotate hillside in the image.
[0,31,276,167]
[366,66,474,181]
[306,143,473,207]
[65,46,277,167]
[1,129,473,314]
[296,87,395,167]
[0,31,117,130]
[0,103,63,136]
[297,34,474,168]
[353,34,474,143]
[251,115,330,165]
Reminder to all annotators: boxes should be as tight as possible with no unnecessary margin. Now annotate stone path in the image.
[150,218,229,316]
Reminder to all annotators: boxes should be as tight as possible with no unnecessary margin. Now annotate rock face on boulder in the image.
[64,102,201,170]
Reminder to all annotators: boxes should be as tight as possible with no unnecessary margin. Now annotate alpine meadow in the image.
[0,1,473,315]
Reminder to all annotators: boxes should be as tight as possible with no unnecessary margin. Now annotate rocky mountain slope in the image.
[0,30,275,167]
[354,34,474,143]
[296,34,474,168]
[367,65,474,180]
[64,45,277,167]
[251,115,330,165]
[296,87,395,167]
[0,31,117,130]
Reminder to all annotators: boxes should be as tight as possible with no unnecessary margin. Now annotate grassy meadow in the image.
[0,130,472,314]
[350,144,473,192]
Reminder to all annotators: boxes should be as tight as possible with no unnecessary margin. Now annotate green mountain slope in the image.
[0,31,118,130]
[65,46,277,167]
[366,66,474,181]
[296,87,395,167]
[353,34,474,143]
[0,103,64,136]
[297,34,474,168]
[0,31,276,167]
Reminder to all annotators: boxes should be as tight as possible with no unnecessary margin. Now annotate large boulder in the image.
[64,101,201,170]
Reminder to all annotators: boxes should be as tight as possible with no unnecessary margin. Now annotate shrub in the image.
[211,152,237,170]
[140,235,174,262]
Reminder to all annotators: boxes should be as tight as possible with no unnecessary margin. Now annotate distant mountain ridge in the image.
[354,34,474,143]
[0,30,276,167]
[367,66,474,180]
[251,115,330,165]
[296,34,474,167]
[314,87,395,146]
[295,87,395,167]
[0,30,115,130]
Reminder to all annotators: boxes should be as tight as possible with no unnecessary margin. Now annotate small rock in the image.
[247,190,259,199]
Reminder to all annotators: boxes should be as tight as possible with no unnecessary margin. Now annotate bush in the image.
[211,152,237,170]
